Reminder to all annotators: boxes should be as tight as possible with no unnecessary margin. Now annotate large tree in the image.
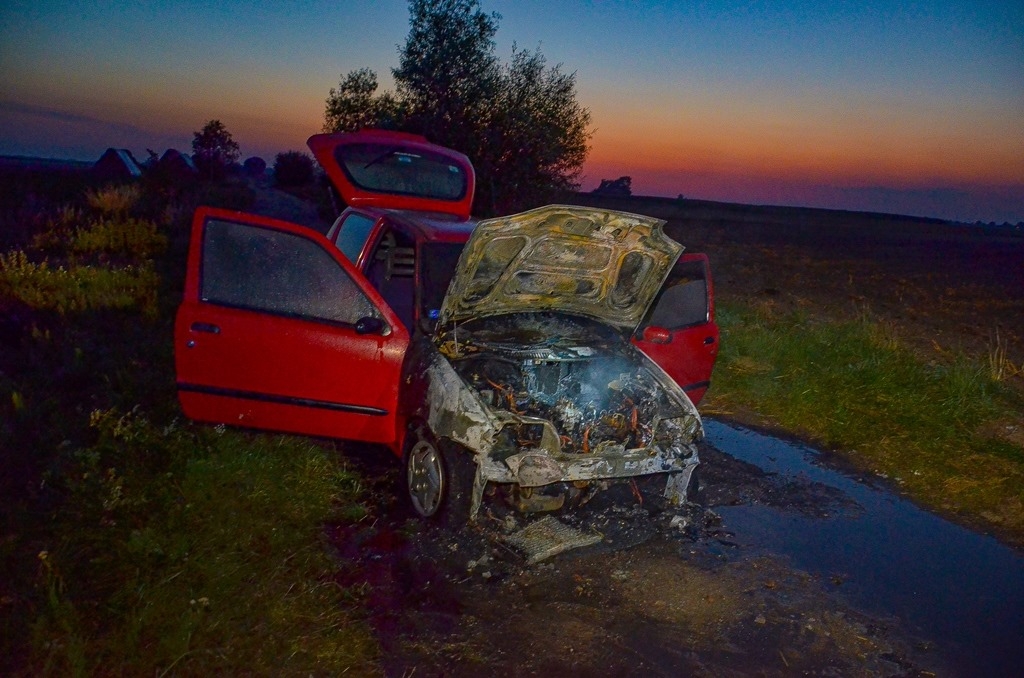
[323,0,591,215]
[324,68,402,133]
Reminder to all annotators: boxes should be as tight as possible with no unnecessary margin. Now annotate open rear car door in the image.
[174,207,410,449]
[633,253,719,404]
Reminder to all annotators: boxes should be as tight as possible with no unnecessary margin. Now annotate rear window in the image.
[335,143,468,201]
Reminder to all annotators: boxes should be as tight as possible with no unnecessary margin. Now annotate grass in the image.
[1,176,380,675]
[704,301,1024,541]
[0,250,159,317]
[29,414,379,676]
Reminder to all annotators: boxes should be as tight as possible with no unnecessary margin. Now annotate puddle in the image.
[704,419,1024,677]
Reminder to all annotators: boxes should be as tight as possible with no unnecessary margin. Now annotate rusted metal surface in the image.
[440,205,683,332]
[405,205,705,519]
[504,516,603,564]
[416,308,701,519]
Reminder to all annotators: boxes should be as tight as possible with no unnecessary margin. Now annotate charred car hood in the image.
[438,205,683,332]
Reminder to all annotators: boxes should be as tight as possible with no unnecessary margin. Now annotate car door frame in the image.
[633,252,719,404]
[174,206,411,453]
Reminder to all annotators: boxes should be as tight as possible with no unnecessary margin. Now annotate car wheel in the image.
[404,427,475,524]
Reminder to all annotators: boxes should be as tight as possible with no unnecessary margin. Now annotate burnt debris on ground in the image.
[326,438,944,677]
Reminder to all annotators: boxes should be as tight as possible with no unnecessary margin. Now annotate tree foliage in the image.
[192,120,240,180]
[323,0,591,215]
[593,176,633,197]
[324,68,402,133]
[273,151,315,187]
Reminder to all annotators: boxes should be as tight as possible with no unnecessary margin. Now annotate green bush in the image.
[69,217,168,260]
[29,410,379,676]
[0,251,159,318]
[273,151,315,187]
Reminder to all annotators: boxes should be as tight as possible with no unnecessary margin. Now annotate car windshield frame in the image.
[419,241,466,332]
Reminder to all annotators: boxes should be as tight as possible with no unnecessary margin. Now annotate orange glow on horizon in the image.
[587,122,1024,189]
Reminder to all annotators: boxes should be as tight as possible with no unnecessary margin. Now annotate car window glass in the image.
[325,215,343,242]
[645,258,709,329]
[334,143,467,201]
[201,218,379,326]
[336,213,376,263]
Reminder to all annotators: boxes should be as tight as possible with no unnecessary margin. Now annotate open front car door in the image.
[174,207,410,450]
[633,253,719,405]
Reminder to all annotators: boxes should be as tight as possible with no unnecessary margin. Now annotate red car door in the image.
[174,207,410,450]
[633,253,719,405]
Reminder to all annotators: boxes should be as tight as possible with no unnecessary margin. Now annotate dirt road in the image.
[329,434,960,677]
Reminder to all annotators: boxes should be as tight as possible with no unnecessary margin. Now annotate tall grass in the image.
[2,178,381,675]
[706,302,1024,537]
[29,410,378,676]
[0,251,159,317]
[85,184,142,216]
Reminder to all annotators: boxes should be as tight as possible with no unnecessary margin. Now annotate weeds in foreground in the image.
[988,328,1023,382]
[706,302,1024,537]
[3,177,379,675]
[28,410,379,676]
[0,250,159,317]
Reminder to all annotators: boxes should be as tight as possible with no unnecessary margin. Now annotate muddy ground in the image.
[322,198,1023,677]
[331,443,944,677]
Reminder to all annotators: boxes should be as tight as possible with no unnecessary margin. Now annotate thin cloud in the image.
[0,99,154,138]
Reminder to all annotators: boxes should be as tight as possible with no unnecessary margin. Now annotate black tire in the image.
[403,426,474,526]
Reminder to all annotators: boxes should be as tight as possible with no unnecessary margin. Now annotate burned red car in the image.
[175,130,719,521]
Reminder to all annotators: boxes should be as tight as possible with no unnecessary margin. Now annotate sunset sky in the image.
[2,0,1021,223]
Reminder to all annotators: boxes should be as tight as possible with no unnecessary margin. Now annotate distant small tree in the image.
[273,151,315,187]
[592,176,632,197]
[192,120,240,180]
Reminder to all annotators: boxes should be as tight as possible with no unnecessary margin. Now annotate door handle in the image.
[190,322,220,334]
[703,336,715,345]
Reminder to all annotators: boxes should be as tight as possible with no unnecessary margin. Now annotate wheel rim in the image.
[407,439,445,517]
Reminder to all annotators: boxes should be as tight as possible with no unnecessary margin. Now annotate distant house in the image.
[159,148,198,181]
[92,148,143,180]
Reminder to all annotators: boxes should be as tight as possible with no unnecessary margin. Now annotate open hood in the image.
[307,129,475,219]
[438,205,682,333]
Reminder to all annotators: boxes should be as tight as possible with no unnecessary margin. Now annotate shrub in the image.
[243,156,267,176]
[273,151,315,187]
[31,212,167,262]
[0,251,159,317]
[69,217,168,260]
[85,184,141,217]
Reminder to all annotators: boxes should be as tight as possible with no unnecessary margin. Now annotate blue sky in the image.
[1,0,1021,222]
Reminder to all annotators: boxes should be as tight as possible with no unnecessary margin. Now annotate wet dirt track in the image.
[330,421,1024,677]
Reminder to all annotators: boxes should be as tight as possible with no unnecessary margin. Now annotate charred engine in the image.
[454,348,678,459]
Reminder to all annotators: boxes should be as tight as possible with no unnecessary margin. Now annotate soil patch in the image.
[329,442,944,677]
